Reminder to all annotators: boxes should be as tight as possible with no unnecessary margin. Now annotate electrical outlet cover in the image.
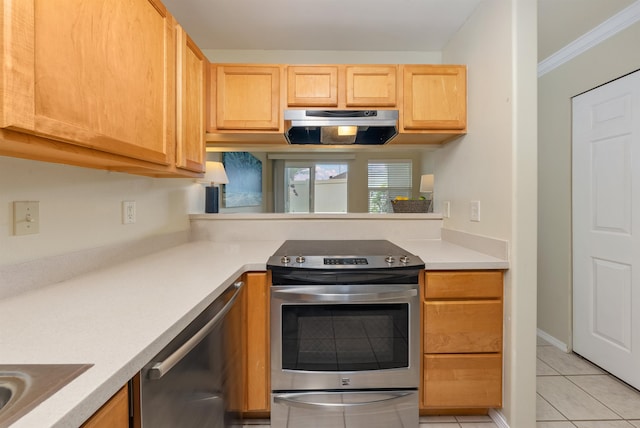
[122,201,136,224]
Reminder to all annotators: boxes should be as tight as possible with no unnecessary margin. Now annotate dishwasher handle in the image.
[148,281,244,380]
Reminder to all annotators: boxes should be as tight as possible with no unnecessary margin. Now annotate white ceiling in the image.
[161,0,483,52]
[161,0,638,62]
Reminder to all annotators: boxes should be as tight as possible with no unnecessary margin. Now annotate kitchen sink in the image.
[0,364,92,428]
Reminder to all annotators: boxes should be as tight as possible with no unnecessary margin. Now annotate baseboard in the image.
[537,328,570,352]
[489,409,509,428]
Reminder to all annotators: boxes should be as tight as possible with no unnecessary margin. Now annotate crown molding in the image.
[538,1,640,77]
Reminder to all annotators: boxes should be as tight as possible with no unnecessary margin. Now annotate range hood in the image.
[284,110,398,145]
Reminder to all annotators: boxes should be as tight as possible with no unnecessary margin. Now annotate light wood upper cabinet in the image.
[345,65,397,107]
[401,65,466,131]
[1,0,176,165]
[287,66,339,107]
[421,270,503,411]
[286,65,397,108]
[211,65,283,131]
[175,26,206,173]
[0,0,207,177]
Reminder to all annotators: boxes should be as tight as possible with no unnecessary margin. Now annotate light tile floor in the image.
[243,338,640,427]
[536,336,640,428]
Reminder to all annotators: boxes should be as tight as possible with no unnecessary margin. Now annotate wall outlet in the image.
[443,201,451,218]
[13,201,40,235]
[122,201,136,224]
[470,200,481,222]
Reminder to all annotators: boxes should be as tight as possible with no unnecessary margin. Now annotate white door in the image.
[573,70,640,389]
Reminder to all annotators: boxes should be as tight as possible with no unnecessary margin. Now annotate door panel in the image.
[573,69,640,389]
[591,136,632,233]
[592,258,632,350]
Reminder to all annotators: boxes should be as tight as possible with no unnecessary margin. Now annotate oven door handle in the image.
[273,391,414,410]
[271,288,417,302]
[148,281,244,380]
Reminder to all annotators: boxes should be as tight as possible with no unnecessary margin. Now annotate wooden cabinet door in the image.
[346,65,397,107]
[2,0,175,165]
[423,354,502,408]
[81,385,129,428]
[287,66,339,107]
[215,65,282,130]
[175,26,206,173]
[402,65,466,131]
[244,272,270,412]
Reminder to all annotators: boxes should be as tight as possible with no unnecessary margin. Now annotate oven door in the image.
[271,284,420,391]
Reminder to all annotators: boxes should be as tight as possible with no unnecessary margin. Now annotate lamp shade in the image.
[420,174,434,193]
[205,161,229,186]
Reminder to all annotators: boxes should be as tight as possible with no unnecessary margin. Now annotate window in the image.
[285,162,348,213]
[368,160,412,213]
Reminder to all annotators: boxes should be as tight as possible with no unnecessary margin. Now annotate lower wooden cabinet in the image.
[423,354,502,409]
[81,385,129,428]
[421,271,504,411]
[425,300,503,353]
[243,272,270,414]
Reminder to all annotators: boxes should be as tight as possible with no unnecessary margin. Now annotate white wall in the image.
[439,0,538,426]
[538,21,640,347]
[203,49,442,64]
[0,156,199,267]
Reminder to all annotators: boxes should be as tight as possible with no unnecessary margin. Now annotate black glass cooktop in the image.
[270,240,411,257]
[267,240,425,277]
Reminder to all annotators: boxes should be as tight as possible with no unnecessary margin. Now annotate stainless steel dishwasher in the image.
[138,280,245,428]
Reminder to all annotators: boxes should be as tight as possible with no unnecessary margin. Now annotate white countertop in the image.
[0,238,507,427]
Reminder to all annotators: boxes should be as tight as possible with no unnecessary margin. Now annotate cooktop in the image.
[266,239,425,271]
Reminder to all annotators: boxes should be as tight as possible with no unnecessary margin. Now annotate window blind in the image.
[367,160,412,213]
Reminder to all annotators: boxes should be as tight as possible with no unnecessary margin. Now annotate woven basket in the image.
[391,200,430,213]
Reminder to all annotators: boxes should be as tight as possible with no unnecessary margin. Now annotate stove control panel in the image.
[268,253,422,270]
[324,257,368,265]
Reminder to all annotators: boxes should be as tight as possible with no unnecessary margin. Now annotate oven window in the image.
[281,304,409,371]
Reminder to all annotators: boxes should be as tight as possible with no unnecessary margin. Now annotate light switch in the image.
[470,200,481,222]
[14,201,40,235]
[443,201,451,218]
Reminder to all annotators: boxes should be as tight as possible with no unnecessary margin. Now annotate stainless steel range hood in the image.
[284,110,398,145]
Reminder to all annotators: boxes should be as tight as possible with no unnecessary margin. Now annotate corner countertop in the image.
[0,238,507,427]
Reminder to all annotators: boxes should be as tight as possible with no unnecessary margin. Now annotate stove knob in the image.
[296,255,306,264]
[385,255,395,264]
[281,255,291,264]
[400,255,410,264]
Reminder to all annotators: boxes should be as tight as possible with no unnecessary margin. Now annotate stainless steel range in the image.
[267,240,424,428]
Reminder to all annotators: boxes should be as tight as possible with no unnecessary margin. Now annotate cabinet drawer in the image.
[425,301,502,353]
[423,354,502,409]
[425,271,503,299]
